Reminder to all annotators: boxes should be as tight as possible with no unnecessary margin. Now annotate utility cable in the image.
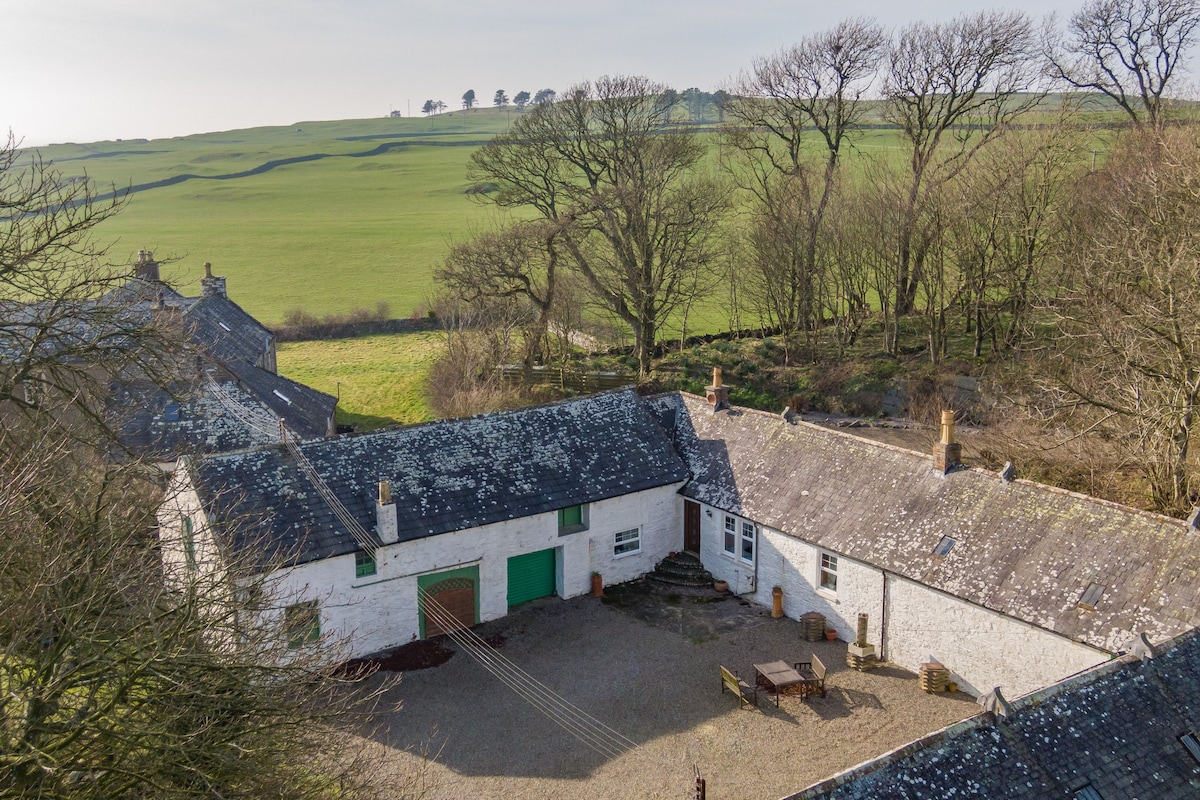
[416,585,640,759]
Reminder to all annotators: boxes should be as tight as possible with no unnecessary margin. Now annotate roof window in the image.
[218,321,231,332]
[1073,786,1102,800]
[272,390,292,405]
[1180,732,1200,764]
[932,536,956,557]
[1078,582,1105,608]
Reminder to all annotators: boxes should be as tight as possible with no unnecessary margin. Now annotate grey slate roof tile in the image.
[789,630,1200,799]
[192,389,689,565]
[654,393,1200,653]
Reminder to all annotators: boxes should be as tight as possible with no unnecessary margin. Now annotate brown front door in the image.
[684,499,701,553]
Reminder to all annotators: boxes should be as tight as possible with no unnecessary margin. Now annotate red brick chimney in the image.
[706,367,730,411]
[932,410,961,474]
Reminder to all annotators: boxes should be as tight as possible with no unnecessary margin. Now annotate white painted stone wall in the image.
[694,503,1109,698]
[157,463,220,586]
[164,478,682,659]
[755,528,884,648]
[884,574,1108,697]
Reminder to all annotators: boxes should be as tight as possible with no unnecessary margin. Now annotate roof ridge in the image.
[678,391,1187,529]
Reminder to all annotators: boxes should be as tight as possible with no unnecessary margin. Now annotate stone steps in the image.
[647,552,715,590]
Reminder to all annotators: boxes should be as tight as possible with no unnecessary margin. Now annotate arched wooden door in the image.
[419,566,478,638]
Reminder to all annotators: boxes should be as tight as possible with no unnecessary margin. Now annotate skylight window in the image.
[1073,786,1102,800]
[933,536,956,557]
[1180,732,1200,764]
[1078,582,1105,608]
[272,390,292,405]
[218,321,231,332]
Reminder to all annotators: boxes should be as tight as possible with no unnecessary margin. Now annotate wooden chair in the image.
[720,665,759,708]
[793,653,827,699]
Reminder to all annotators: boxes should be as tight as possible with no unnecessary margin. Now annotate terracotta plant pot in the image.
[591,573,604,597]
[713,579,729,593]
[825,629,838,641]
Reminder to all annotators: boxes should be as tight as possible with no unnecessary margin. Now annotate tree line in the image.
[436,0,1200,517]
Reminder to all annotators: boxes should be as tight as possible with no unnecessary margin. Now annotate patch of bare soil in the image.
[342,638,456,673]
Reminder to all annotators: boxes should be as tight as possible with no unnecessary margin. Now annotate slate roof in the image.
[788,629,1200,799]
[98,281,336,457]
[190,388,689,566]
[655,393,1200,653]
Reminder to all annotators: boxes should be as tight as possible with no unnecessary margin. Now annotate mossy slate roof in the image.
[787,629,1200,799]
[656,393,1200,653]
[192,388,689,565]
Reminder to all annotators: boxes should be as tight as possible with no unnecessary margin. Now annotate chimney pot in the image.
[204,261,213,278]
[940,410,956,445]
[712,367,722,388]
[379,479,392,504]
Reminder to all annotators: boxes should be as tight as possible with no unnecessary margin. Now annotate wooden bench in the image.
[793,654,827,699]
[720,665,758,708]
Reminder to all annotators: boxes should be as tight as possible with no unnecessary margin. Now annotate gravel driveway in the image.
[366,583,977,800]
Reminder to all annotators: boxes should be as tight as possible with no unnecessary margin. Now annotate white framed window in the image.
[614,527,641,557]
[723,515,737,555]
[819,551,839,594]
[740,521,755,564]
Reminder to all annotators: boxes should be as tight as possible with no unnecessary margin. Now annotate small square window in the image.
[355,550,376,578]
[1078,582,1105,608]
[558,504,588,534]
[284,600,320,648]
[614,527,641,557]
[1180,732,1200,764]
[819,552,838,593]
[1073,785,1102,800]
[933,536,956,557]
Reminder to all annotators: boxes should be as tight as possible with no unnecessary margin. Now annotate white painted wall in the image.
[694,502,1109,698]
[884,574,1107,697]
[166,479,683,660]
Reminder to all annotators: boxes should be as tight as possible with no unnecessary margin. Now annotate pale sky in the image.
[8,0,1087,146]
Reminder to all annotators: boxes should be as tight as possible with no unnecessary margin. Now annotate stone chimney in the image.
[200,262,227,298]
[932,410,961,474]
[705,367,730,411]
[376,479,398,544]
[134,249,160,282]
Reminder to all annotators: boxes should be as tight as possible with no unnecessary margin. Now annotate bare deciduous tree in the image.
[722,19,885,360]
[1045,0,1200,128]
[883,10,1042,321]
[1038,125,1200,515]
[0,430,430,799]
[469,75,729,377]
[437,220,564,395]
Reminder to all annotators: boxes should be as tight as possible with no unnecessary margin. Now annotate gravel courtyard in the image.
[366,584,978,800]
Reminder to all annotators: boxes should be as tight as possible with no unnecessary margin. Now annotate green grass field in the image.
[33,112,521,326]
[276,331,443,429]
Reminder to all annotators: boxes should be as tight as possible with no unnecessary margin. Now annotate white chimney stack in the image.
[376,479,398,544]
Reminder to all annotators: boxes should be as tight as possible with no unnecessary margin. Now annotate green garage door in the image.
[507,548,556,608]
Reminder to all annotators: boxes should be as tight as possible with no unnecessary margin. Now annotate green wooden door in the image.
[507,548,556,608]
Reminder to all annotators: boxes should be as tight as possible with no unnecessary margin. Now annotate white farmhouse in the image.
[160,385,1200,699]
